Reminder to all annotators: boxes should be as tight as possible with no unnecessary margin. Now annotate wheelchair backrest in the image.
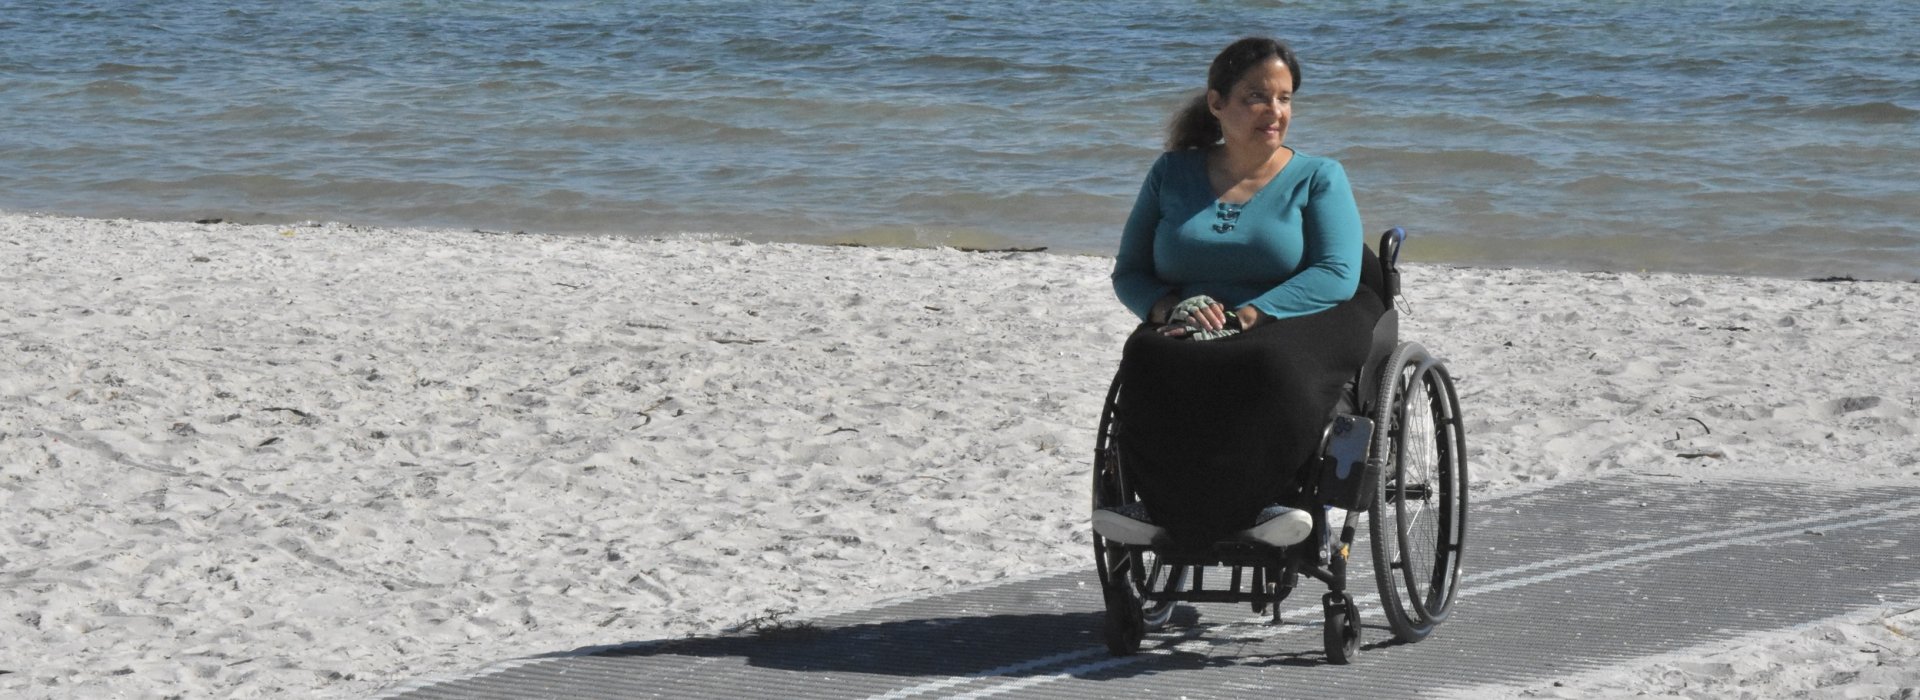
[1354,227,1407,409]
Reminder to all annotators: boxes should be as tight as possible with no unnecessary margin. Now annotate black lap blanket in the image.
[1114,288,1384,548]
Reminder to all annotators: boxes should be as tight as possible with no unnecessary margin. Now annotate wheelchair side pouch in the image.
[1317,414,1374,511]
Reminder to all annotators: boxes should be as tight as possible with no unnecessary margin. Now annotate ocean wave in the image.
[1723,16,1868,34]
[93,62,171,75]
[1563,174,1672,196]
[203,104,305,123]
[1650,55,1732,74]
[901,53,1089,76]
[1799,190,1913,217]
[628,116,790,144]
[311,60,384,76]
[583,91,743,113]
[1423,20,1504,31]
[475,78,556,92]
[1387,44,1547,66]
[1681,92,1761,108]
[76,79,141,98]
[722,36,838,62]
[1798,101,1919,125]
[1336,111,1539,140]
[1031,143,1160,163]
[1525,92,1631,108]
[1338,146,1541,174]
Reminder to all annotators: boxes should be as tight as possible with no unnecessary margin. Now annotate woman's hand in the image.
[1188,301,1230,331]
[1160,300,1228,337]
[1236,305,1264,331]
[1149,295,1179,325]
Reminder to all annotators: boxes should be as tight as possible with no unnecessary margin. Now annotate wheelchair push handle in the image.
[1379,227,1407,267]
[1376,227,1406,308]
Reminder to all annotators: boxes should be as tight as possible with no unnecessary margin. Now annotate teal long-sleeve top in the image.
[1112,148,1363,322]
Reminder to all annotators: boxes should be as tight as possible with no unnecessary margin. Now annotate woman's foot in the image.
[1244,505,1312,546]
[1092,502,1166,546]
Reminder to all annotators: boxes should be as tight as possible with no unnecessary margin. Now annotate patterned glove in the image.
[1168,295,1240,341]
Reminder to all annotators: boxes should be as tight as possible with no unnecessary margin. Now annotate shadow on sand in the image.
[544,606,1394,681]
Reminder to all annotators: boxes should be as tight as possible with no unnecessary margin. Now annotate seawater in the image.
[2,1,1916,279]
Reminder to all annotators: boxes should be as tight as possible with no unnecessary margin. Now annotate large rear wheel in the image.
[1367,343,1469,643]
[1092,377,1183,653]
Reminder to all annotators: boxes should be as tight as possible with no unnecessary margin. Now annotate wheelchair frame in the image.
[1092,228,1470,663]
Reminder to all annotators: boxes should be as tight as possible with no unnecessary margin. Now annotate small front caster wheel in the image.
[1323,592,1362,664]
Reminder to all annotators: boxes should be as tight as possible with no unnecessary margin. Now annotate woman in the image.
[1096,37,1384,550]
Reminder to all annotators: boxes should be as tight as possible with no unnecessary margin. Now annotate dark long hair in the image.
[1166,37,1302,151]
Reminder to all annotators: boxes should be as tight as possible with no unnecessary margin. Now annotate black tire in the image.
[1367,343,1469,643]
[1092,376,1181,647]
[1103,586,1146,655]
[1322,592,1362,664]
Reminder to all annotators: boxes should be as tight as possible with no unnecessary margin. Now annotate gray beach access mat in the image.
[382,478,1920,699]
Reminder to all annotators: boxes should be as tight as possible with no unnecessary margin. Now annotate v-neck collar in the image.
[1203,146,1299,208]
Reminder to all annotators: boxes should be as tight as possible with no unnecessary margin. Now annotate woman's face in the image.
[1208,58,1293,151]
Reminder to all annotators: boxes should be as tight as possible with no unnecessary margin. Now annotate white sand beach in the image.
[2,211,1916,698]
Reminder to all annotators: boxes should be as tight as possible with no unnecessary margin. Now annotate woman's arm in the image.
[1112,154,1178,322]
[1242,159,1362,321]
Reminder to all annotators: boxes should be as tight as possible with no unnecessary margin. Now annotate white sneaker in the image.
[1092,502,1166,546]
[1244,505,1312,547]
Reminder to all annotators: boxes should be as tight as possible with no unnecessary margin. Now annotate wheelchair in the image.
[1091,227,1468,663]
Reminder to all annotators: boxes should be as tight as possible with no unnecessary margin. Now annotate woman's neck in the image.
[1215,143,1288,180]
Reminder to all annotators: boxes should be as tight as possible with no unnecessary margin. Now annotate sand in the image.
[1,211,1916,698]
